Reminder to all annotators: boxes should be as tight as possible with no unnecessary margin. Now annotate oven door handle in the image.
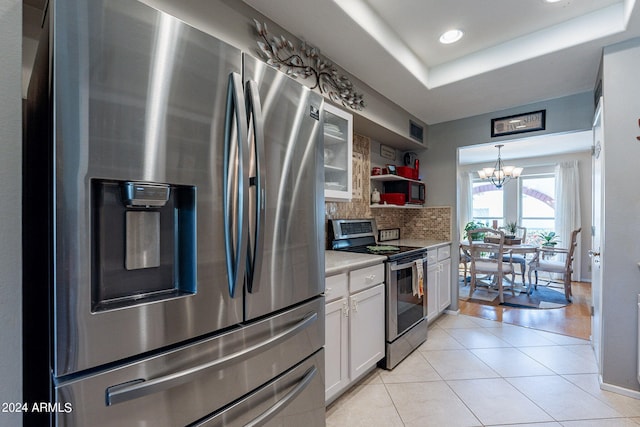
[390,257,427,271]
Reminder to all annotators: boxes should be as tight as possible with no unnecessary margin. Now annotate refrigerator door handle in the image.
[244,366,318,427]
[105,312,318,406]
[223,72,250,298]
[245,80,266,293]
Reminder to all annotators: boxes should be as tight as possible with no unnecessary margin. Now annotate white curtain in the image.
[554,160,581,280]
[458,171,474,237]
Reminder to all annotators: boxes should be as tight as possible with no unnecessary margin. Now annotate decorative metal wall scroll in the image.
[253,20,366,111]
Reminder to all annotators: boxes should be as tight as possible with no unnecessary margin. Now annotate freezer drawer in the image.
[54,297,324,426]
[193,349,325,427]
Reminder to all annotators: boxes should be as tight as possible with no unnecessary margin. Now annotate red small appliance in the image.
[383,181,425,204]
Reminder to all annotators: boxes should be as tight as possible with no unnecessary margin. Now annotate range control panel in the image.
[378,228,400,242]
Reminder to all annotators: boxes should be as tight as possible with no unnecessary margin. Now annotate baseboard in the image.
[599,376,640,400]
[428,309,460,325]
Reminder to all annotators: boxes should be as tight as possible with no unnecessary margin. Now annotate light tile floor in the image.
[326,313,640,426]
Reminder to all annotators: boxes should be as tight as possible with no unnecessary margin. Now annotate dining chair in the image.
[527,228,581,302]
[498,225,528,284]
[467,228,515,303]
[459,244,471,285]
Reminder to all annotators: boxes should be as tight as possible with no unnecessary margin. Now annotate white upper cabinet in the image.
[324,103,353,201]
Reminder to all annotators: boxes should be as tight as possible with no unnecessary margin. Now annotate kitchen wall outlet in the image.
[379,228,400,242]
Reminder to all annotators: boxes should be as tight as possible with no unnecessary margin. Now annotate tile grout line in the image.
[448,319,561,425]
[329,313,640,426]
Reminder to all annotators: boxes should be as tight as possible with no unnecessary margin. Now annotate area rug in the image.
[458,279,568,309]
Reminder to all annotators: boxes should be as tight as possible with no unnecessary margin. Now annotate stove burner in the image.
[335,245,426,261]
[329,218,427,261]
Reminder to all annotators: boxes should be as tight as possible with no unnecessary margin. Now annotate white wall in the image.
[425,92,595,208]
[0,0,23,425]
[423,92,595,312]
[600,37,640,393]
[459,150,593,282]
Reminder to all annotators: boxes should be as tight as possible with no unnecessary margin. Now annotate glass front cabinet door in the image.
[323,103,353,201]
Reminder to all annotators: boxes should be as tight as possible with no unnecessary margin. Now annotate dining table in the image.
[460,241,539,293]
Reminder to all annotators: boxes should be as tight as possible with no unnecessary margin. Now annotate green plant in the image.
[539,231,560,246]
[464,221,486,240]
[505,221,518,235]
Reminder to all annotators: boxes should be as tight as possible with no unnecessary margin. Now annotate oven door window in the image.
[394,266,425,334]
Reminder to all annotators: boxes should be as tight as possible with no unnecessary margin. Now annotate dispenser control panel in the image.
[122,182,170,208]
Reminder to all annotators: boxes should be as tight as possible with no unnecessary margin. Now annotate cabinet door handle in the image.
[351,300,358,313]
[366,274,376,282]
[342,301,349,317]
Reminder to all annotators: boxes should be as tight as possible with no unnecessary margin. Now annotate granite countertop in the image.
[325,250,387,276]
[325,240,451,276]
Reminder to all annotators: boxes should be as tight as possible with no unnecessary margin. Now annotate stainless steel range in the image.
[329,219,428,369]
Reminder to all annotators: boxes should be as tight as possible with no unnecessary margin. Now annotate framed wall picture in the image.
[380,144,396,160]
[491,110,545,137]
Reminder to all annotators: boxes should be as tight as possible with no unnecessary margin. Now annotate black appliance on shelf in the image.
[383,180,425,205]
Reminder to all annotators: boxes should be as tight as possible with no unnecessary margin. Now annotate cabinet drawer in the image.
[437,245,451,261]
[349,264,384,293]
[325,273,348,302]
[426,250,437,265]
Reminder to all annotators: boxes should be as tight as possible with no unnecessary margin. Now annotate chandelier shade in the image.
[477,144,523,188]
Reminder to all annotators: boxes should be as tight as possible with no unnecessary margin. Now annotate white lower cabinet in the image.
[325,297,349,400]
[438,258,452,312]
[349,284,385,379]
[324,264,385,404]
[426,244,452,323]
[426,263,438,323]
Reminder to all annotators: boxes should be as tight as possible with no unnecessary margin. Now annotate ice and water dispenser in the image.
[92,180,196,311]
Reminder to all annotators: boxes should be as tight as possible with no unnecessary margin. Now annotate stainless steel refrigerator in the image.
[23,0,326,425]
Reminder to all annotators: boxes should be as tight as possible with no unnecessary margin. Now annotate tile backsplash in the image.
[325,133,451,246]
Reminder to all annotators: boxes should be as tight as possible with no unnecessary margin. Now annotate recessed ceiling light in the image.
[439,29,464,44]
[544,0,563,3]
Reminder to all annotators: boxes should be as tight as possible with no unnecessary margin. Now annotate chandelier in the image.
[477,144,523,189]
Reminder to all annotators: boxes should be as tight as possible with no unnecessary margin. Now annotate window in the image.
[520,174,555,242]
[471,181,503,226]
[469,172,556,243]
